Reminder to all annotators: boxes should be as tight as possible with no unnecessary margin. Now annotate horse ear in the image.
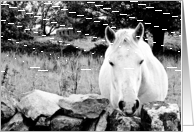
[105,26,116,44]
[133,22,144,42]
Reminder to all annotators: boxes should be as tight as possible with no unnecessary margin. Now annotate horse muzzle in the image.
[118,99,140,116]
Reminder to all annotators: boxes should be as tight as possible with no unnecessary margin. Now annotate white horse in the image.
[99,23,168,116]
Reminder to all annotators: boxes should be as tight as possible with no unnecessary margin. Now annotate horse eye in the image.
[140,60,144,65]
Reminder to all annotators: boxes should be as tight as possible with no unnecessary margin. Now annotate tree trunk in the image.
[42,24,46,35]
[152,28,165,56]
[42,25,47,36]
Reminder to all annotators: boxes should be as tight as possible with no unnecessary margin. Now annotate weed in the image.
[68,55,82,94]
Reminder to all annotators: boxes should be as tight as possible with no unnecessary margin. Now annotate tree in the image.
[135,1,181,54]
[34,1,69,36]
[1,1,34,40]
[65,1,181,55]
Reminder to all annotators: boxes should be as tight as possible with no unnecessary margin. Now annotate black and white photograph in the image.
[1,1,181,131]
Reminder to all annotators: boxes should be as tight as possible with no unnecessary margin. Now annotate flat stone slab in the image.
[50,115,83,131]
[141,101,181,131]
[58,94,109,119]
[17,89,65,120]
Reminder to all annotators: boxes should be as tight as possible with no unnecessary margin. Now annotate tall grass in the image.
[159,55,181,107]
[1,52,104,99]
[1,51,181,108]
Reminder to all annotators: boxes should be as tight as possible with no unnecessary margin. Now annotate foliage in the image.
[1,40,86,57]
[1,1,181,55]
[64,1,86,19]
[67,1,181,52]
[1,1,32,40]
[1,1,69,39]
[33,1,70,36]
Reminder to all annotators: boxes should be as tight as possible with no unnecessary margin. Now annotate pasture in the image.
[1,33,181,108]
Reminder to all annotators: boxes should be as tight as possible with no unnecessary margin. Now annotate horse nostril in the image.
[118,100,126,110]
[135,99,139,109]
[132,100,140,113]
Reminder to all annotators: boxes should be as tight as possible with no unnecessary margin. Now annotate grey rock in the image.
[50,115,83,131]
[31,116,51,131]
[36,116,50,127]
[95,111,109,131]
[86,119,99,131]
[58,94,109,119]
[107,110,131,131]
[17,89,64,120]
[1,113,29,131]
[107,109,141,131]
[106,110,141,131]
[130,116,142,131]
[104,104,115,115]
[141,101,181,131]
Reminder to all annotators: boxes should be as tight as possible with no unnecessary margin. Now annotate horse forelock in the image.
[113,28,138,49]
[105,28,142,58]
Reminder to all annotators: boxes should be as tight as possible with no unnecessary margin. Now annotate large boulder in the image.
[1,113,29,131]
[141,101,181,131]
[17,89,64,120]
[50,115,83,131]
[58,94,109,119]
[1,86,18,124]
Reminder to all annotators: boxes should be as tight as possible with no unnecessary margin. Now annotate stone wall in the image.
[1,87,181,131]
[56,27,80,38]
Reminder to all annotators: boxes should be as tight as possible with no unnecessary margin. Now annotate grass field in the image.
[1,34,181,108]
